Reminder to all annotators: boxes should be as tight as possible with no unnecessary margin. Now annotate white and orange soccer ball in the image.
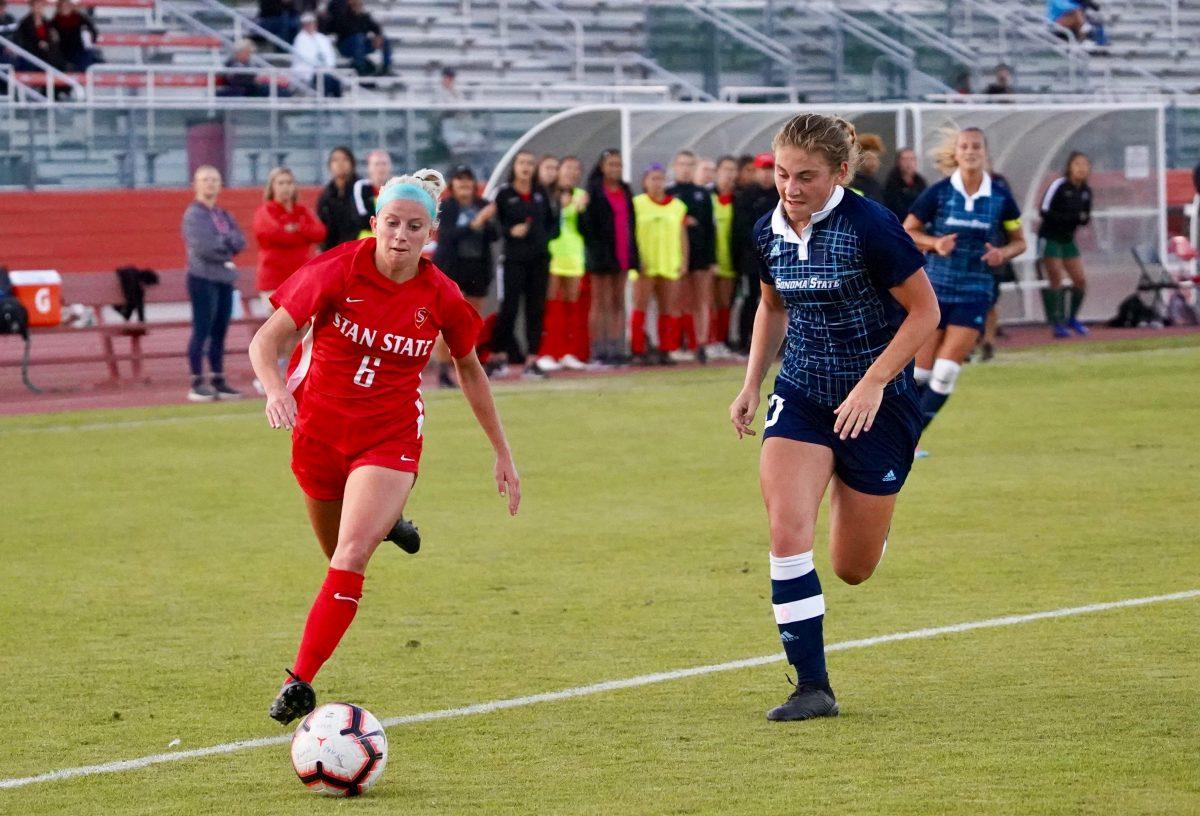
[290,703,388,797]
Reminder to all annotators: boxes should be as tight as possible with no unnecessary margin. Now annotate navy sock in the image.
[770,552,828,687]
[919,387,950,429]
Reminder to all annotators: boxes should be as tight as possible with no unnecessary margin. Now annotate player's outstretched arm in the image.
[454,349,521,516]
[249,309,301,431]
[730,282,788,439]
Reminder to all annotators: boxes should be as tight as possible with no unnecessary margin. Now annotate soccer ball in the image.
[290,703,388,796]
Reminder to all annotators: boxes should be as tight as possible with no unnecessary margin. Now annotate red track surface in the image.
[1,323,1196,417]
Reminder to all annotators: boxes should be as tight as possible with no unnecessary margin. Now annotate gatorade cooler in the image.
[10,270,63,327]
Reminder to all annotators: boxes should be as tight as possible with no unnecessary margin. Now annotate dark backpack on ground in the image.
[0,266,39,392]
[0,266,30,339]
[1108,294,1158,328]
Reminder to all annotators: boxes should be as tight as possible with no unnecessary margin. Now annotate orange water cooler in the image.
[9,270,63,327]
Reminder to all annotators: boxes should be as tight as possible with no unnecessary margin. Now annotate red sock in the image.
[570,295,590,361]
[291,567,364,684]
[659,315,680,352]
[680,314,696,350]
[715,308,730,344]
[538,299,563,358]
[631,309,647,355]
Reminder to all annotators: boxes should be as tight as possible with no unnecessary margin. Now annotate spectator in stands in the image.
[14,0,68,71]
[220,39,269,97]
[954,70,972,95]
[730,153,779,353]
[1,0,19,37]
[257,0,299,47]
[1047,0,1086,41]
[849,133,885,202]
[436,66,461,102]
[182,165,247,402]
[52,0,98,72]
[332,0,390,77]
[291,11,339,96]
[984,63,1013,95]
[581,148,638,365]
[316,145,360,250]
[491,150,558,377]
[253,166,326,298]
[351,148,391,236]
[883,147,927,222]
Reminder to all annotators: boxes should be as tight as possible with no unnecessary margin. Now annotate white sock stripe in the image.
[929,358,961,395]
[773,594,825,624]
[769,552,815,581]
[913,366,932,384]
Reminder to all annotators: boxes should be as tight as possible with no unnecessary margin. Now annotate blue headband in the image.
[375,182,438,220]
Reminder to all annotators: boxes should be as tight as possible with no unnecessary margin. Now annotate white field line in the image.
[1,588,1196,791]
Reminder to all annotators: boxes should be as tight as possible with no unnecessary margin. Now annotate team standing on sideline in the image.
[170,119,1100,722]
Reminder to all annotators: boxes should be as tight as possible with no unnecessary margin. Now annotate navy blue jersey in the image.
[908,171,1021,304]
[754,187,926,407]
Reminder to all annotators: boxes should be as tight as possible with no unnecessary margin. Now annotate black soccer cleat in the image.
[766,676,839,722]
[269,669,316,725]
[385,516,421,554]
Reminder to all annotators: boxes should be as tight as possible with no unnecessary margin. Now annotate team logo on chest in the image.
[414,307,430,328]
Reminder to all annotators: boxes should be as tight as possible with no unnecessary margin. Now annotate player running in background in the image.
[730,113,939,721]
[667,150,716,362]
[903,127,1026,432]
[538,155,589,372]
[631,163,689,364]
[249,169,521,725]
[710,155,738,357]
[1038,151,1093,338]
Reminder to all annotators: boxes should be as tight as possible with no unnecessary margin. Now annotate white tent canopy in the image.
[487,103,1166,323]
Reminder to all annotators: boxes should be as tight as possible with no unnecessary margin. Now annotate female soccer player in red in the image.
[249,169,522,724]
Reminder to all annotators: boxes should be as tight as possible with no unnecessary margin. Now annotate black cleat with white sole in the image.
[269,669,316,725]
[766,676,839,722]
[385,517,421,554]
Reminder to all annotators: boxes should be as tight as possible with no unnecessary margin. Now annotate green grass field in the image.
[2,335,1198,815]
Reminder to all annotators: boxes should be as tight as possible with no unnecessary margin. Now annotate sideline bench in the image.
[1,269,263,384]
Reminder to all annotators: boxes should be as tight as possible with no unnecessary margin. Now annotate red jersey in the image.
[270,238,481,455]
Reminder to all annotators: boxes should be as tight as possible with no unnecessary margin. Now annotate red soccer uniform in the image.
[270,237,481,500]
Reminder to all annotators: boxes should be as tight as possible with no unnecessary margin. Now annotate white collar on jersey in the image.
[950,168,992,213]
[770,185,844,258]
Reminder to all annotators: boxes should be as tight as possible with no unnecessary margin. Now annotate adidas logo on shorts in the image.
[882,470,897,483]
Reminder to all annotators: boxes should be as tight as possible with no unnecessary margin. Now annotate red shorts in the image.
[291,431,421,501]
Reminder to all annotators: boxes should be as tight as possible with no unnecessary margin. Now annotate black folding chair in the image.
[1131,245,1180,323]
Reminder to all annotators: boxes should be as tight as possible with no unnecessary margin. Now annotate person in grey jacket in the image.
[182,164,247,401]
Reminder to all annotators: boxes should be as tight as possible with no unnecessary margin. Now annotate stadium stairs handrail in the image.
[0,32,87,99]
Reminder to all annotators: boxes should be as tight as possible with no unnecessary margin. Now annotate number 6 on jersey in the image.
[353,356,382,388]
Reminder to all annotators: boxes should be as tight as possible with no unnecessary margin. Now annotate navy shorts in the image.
[938,298,991,332]
[761,380,922,496]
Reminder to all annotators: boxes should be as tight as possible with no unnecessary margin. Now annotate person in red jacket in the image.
[252,166,327,395]
[254,166,328,299]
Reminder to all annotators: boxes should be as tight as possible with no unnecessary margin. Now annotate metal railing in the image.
[0,33,86,100]
[79,63,360,105]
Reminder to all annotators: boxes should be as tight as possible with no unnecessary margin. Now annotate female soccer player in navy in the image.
[249,169,521,725]
[903,127,1026,430]
[729,114,939,721]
